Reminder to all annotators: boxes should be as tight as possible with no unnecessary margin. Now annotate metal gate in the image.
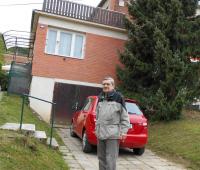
[8,61,32,95]
[53,82,102,125]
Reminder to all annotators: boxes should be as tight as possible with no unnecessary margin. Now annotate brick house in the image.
[30,0,129,124]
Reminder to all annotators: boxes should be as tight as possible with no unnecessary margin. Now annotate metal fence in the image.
[7,61,32,95]
[42,0,125,28]
[20,94,56,147]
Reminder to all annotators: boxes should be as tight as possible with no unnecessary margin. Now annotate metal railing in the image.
[42,0,125,28]
[2,30,35,61]
[20,94,56,147]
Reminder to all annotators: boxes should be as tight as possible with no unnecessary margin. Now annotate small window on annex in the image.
[45,28,85,59]
[119,0,125,6]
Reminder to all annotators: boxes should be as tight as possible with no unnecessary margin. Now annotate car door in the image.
[76,98,93,137]
[72,109,81,134]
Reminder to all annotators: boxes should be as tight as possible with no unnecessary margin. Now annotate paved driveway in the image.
[57,128,186,170]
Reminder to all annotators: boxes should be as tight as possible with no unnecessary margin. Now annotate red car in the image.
[70,96,148,155]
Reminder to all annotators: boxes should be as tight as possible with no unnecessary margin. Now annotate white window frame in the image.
[119,0,125,7]
[45,28,86,59]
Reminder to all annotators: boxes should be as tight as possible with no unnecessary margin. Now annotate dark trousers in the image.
[97,139,119,170]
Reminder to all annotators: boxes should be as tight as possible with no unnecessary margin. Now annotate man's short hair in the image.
[103,76,115,86]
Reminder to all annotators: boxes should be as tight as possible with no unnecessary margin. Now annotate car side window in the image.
[83,98,93,111]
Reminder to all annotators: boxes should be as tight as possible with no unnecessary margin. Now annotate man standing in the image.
[96,76,130,170]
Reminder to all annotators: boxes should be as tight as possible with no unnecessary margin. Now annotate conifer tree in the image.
[0,34,8,90]
[117,0,200,120]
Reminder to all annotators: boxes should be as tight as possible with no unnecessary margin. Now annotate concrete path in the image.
[57,128,186,170]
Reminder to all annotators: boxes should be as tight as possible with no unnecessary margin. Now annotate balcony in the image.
[42,0,125,29]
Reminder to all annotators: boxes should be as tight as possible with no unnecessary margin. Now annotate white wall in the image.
[29,76,102,123]
[29,76,55,122]
[38,15,128,40]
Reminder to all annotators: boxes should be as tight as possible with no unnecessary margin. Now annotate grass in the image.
[0,93,68,170]
[147,110,200,170]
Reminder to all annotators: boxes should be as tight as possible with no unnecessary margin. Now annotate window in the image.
[45,28,85,59]
[58,32,72,56]
[119,0,125,6]
[74,35,84,57]
[46,30,57,54]
[83,98,93,111]
[125,102,143,115]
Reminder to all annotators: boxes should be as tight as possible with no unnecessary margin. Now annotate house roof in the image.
[98,0,107,7]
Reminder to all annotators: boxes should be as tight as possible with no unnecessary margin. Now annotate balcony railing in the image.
[42,0,125,29]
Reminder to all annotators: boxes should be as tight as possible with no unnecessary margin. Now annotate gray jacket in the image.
[95,91,130,140]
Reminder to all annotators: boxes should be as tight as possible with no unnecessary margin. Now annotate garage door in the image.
[53,82,102,125]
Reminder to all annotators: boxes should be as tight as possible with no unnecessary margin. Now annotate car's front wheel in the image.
[82,131,92,153]
[70,122,76,137]
[133,147,145,156]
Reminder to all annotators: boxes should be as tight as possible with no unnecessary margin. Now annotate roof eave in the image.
[34,10,126,33]
[98,0,107,7]
[30,10,39,34]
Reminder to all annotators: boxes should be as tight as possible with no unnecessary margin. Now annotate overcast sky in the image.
[0,0,101,33]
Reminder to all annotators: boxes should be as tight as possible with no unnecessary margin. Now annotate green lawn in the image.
[0,93,68,170]
[147,110,200,170]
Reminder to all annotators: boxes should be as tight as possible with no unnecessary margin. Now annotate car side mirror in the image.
[72,102,79,111]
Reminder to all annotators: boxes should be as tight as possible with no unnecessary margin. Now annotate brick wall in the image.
[4,54,28,64]
[32,24,125,84]
[110,0,129,14]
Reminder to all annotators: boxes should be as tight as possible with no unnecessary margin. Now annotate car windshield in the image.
[125,102,142,115]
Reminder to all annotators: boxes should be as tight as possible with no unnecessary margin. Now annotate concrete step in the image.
[21,124,36,136]
[0,123,36,136]
[0,123,19,131]
[34,130,47,143]
[1,123,59,149]
[47,137,59,149]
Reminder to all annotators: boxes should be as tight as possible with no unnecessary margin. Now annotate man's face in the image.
[102,79,114,93]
